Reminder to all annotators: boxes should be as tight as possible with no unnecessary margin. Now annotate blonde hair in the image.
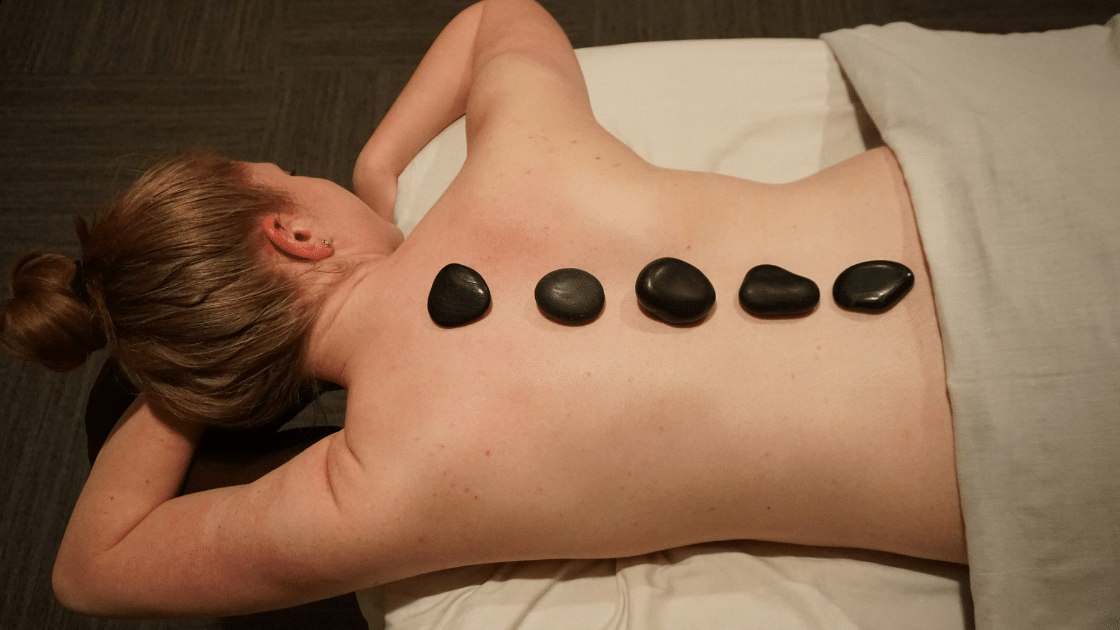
[1,153,320,427]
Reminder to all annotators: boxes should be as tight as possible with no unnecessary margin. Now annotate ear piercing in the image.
[261,217,334,261]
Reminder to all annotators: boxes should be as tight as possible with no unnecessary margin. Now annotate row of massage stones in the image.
[428,257,914,327]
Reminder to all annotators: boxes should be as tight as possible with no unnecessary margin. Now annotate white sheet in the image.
[824,16,1120,630]
[359,38,972,630]
[367,543,968,630]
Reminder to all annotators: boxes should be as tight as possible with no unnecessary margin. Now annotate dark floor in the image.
[2,1,1117,629]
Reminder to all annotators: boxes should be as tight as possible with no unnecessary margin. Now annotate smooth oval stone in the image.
[534,268,605,325]
[832,260,914,313]
[738,264,820,317]
[635,257,716,324]
[428,263,491,327]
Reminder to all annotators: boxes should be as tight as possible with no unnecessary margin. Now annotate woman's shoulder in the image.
[463,1,597,149]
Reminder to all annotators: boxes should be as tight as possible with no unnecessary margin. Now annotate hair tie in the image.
[71,259,92,306]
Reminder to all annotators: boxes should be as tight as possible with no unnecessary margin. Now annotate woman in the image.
[1,0,963,617]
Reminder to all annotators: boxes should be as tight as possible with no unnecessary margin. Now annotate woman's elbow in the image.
[52,556,87,614]
[52,552,116,617]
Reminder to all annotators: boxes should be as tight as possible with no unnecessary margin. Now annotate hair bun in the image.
[1,252,108,371]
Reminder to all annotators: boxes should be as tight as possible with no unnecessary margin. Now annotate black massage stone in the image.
[738,264,820,317]
[535,268,605,325]
[428,263,491,327]
[635,257,716,324]
[833,260,914,313]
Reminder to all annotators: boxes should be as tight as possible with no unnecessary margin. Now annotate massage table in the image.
[75,16,1117,630]
[356,18,1120,630]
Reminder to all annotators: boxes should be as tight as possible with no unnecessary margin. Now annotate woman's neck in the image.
[302,256,390,387]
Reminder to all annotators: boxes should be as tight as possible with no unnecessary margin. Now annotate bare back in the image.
[328,51,962,583]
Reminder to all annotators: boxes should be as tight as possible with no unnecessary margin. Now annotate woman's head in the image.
[1,153,321,427]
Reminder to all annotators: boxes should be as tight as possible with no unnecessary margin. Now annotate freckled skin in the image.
[54,2,964,616]
[336,142,961,573]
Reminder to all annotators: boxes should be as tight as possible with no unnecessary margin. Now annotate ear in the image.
[261,216,333,261]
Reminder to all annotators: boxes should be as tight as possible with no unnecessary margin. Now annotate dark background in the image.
[2,1,1117,628]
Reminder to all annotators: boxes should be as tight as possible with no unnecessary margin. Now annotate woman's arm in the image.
[353,0,590,220]
[83,357,334,495]
[54,397,202,612]
[52,397,360,617]
[352,2,485,219]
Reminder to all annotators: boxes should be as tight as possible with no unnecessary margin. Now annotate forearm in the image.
[54,397,204,611]
[353,1,485,210]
